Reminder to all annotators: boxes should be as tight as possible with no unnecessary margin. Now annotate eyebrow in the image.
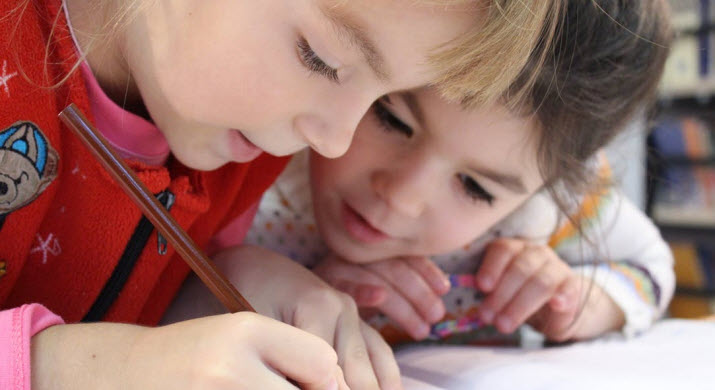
[399,92,528,195]
[320,5,390,82]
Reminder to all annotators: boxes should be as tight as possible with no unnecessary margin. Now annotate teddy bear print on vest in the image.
[0,121,58,230]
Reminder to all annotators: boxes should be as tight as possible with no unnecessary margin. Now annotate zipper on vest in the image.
[82,189,175,322]
[156,191,175,255]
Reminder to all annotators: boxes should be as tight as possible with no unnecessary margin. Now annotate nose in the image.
[293,93,374,158]
[293,114,353,158]
[371,158,432,219]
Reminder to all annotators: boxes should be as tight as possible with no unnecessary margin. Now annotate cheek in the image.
[421,217,490,254]
[421,195,539,253]
[312,134,380,188]
[418,202,508,255]
[310,150,339,185]
[161,52,289,128]
[340,125,394,170]
[154,12,298,127]
[310,157,349,220]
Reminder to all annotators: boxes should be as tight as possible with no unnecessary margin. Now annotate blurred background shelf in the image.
[655,156,715,166]
[657,224,715,241]
[660,79,715,100]
[647,0,715,318]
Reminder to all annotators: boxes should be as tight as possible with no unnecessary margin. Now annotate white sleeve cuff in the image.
[573,264,659,338]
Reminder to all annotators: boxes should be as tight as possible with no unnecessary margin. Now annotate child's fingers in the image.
[291,288,372,381]
[242,314,341,389]
[475,239,527,292]
[313,255,361,286]
[301,367,348,390]
[297,308,341,352]
[527,297,580,342]
[477,245,546,326]
[361,322,404,390]
[493,263,569,333]
[549,275,583,312]
[332,279,387,307]
[526,306,548,330]
[317,256,436,339]
[320,260,432,340]
[335,367,351,390]
[538,308,579,342]
[403,255,451,295]
[377,284,433,340]
[315,257,388,307]
[368,259,446,324]
[359,307,380,320]
[332,299,381,390]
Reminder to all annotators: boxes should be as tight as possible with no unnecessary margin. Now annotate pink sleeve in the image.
[206,201,260,256]
[0,304,64,390]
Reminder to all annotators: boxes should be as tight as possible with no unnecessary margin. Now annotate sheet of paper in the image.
[397,319,715,389]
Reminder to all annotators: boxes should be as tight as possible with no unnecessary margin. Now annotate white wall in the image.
[603,114,647,210]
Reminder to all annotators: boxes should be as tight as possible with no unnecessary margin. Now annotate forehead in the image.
[319,0,484,86]
[417,89,543,189]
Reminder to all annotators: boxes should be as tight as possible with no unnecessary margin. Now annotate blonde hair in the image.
[7,0,150,88]
[10,0,559,102]
[429,0,562,109]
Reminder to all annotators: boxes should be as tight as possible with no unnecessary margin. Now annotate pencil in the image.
[59,103,255,313]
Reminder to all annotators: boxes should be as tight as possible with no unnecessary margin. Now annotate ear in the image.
[37,148,59,193]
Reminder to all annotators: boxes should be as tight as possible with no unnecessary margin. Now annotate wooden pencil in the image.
[59,103,255,313]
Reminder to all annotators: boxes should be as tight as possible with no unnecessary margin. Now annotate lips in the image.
[341,202,389,244]
[227,129,263,162]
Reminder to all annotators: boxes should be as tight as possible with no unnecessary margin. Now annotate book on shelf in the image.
[659,0,715,97]
[669,240,715,317]
[652,165,715,226]
[650,115,714,159]
[650,115,715,226]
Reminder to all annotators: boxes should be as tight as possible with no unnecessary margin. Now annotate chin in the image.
[332,243,391,265]
[324,238,364,264]
[173,149,227,171]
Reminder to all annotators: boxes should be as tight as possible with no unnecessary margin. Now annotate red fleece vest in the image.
[0,0,288,325]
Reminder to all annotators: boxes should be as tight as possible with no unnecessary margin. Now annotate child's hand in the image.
[32,313,347,390]
[212,245,404,390]
[313,254,451,340]
[527,275,625,342]
[475,238,624,341]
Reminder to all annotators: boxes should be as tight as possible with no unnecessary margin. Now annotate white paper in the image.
[397,319,715,389]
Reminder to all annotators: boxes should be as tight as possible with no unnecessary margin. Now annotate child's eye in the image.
[373,100,413,138]
[457,173,494,205]
[297,37,339,83]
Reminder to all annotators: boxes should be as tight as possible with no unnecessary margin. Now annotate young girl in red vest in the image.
[0,0,559,389]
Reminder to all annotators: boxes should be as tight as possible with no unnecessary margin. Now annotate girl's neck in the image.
[64,0,147,117]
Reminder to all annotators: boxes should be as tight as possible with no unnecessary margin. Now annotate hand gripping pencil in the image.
[59,104,255,313]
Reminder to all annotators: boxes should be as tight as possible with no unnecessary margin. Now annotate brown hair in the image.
[496,0,672,330]
[512,0,672,213]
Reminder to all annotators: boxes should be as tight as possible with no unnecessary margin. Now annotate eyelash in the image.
[373,99,495,205]
[457,173,495,205]
[373,99,413,137]
[297,37,340,83]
